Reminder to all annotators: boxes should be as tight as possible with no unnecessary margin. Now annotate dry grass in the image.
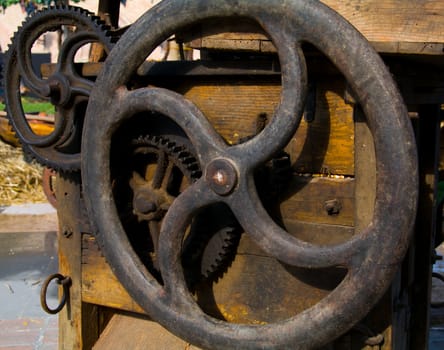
[0,140,46,206]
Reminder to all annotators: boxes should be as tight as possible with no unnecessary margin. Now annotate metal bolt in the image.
[212,170,227,186]
[324,199,342,215]
[63,229,73,238]
[206,158,238,196]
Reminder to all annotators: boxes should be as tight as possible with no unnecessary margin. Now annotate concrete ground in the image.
[0,204,58,350]
[0,203,444,349]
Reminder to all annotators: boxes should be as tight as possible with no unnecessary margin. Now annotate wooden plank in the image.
[180,80,281,145]
[57,174,104,349]
[198,234,348,324]
[81,219,353,315]
[180,78,354,175]
[57,174,94,350]
[0,214,57,234]
[353,108,394,350]
[93,313,200,350]
[81,234,145,314]
[322,0,444,46]
[0,114,54,147]
[280,176,355,227]
[287,79,354,175]
[81,222,354,320]
[185,1,444,54]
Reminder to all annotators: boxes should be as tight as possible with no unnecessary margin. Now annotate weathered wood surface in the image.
[93,313,201,350]
[180,78,354,176]
[280,176,355,227]
[186,1,444,55]
[0,113,54,147]
[57,174,94,350]
[0,213,57,233]
[81,229,351,324]
[81,233,145,314]
[322,0,444,51]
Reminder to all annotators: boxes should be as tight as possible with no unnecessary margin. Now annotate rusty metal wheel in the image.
[82,1,418,349]
[3,6,115,170]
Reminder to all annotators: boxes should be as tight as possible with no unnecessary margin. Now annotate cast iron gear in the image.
[3,5,117,171]
[112,133,241,283]
[182,204,242,287]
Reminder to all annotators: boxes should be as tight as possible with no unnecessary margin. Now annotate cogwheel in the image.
[112,132,241,284]
[3,6,118,171]
[111,133,202,276]
[131,134,202,184]
[182,204,242,287]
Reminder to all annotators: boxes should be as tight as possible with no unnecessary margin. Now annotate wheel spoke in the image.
[151,149,168,189]
[157,179,219,307]
[56,31,102,99]
[226,175,363,268]
[230,36,307,169]
[107,87,228,165]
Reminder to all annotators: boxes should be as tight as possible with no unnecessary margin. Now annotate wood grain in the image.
[81,234,145,314]
[322,0,444,45]
[186,1,444,54]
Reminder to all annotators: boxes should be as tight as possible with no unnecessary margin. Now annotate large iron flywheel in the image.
[81,0,418,349]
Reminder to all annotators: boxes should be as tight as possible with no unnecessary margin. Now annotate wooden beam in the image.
[322,0,444,46]
[97,0,120,28]
[185,1,444,55]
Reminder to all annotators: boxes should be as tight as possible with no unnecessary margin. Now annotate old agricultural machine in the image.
[3,0,444,349]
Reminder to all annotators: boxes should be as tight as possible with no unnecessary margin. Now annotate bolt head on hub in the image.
[205,158,238,196]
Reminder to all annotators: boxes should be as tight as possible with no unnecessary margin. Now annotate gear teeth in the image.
[170,145,183,153]
[178,150,190,159]
[3,5,119,171]
[130,133,201,183]
[120,133,202,276]
[181,156,196,165]
[187,164,199,172]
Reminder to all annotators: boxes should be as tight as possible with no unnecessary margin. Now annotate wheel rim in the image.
[82,1,418,348]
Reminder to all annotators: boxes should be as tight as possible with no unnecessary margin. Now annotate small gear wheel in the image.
[3,6,118,171]
[182,204,242,286]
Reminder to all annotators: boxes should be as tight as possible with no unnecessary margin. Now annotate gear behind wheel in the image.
[112,132,241,284]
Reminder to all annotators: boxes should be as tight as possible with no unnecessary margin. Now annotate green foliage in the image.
[0,97,55,115]
[21,97,55,115]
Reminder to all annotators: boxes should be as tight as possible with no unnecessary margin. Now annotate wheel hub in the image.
[205,158,238,196]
